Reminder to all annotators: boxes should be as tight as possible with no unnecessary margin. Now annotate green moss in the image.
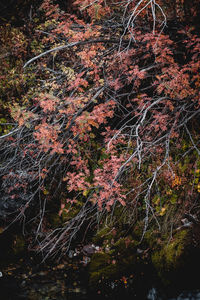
[165,230,188,266]
[113,237,134,255]
[132,221,144,239]
[90,264,119,286]
[93,226,114,245]
[151,229,191,282]
[90,252,111,273]
[89,235,141,287]
[143,229,159,248]
[113,237,126,249]
[89,252,119,286]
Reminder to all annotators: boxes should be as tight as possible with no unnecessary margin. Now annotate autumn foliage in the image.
[1,0,200,257]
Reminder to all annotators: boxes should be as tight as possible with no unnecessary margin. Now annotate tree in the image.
[0,0,200,259]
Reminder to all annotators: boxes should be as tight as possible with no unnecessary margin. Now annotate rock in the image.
[151,229,191,284]
[82,244,96,256]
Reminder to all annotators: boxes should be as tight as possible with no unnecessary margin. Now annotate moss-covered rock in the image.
[89,252,118,286]
[92,226,115,245]
[151,229,191,283]
[89,233,149,289]
[89,213,194,290]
